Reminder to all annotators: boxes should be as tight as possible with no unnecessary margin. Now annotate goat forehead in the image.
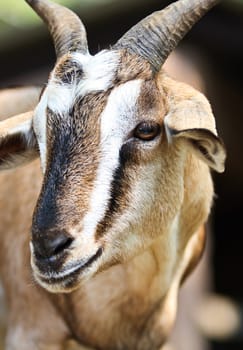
[46,49,154,115]
[47,50,121,114]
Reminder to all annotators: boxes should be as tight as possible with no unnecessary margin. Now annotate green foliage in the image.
[0,0,113,47]
[0,0,87,28]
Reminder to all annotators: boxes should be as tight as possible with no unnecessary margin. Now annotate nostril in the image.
[52,236,73,256]
[32,230,74,260]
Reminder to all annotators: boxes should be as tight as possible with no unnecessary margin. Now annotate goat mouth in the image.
[34,247,103,291]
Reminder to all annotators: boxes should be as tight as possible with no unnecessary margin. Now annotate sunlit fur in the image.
[0,25,226,350]
[0,66,223,349]
[28,48,225,297]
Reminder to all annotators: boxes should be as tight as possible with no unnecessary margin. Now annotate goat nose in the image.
[32,230,73,260]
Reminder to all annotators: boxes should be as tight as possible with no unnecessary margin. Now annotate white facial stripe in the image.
[33,91,47,171]
[76,79,143,240]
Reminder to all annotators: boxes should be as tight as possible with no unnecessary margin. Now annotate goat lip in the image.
[35,247,103,286]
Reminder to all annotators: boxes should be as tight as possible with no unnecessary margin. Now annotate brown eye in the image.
[134,122,161,141]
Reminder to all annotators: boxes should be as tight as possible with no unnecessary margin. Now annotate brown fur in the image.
[0,86,41,121]
[116,50,153,83]
[0,55,225,350]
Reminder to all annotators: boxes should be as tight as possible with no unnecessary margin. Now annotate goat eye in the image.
[134,122,161,141]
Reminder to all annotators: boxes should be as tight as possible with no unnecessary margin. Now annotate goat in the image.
[0,0,226,349]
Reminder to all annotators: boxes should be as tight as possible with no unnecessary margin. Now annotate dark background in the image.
[0,1,242,349]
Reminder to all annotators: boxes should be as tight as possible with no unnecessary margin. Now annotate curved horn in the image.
[25,0,88,58]
[114,0,220,72]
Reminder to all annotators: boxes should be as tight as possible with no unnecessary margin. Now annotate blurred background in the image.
[0,0,243,349]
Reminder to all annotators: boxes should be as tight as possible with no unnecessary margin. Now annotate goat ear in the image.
[0,111,39,170]
[164,95,226,173]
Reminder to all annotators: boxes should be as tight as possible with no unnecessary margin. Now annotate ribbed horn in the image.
[25,0,88,58]
[114,0,220,72]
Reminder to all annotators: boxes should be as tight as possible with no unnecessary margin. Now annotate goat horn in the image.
[25,0,88,58]
[114,0,220,72]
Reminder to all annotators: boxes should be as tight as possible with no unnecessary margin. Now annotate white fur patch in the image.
[72,50,120,97]
[46,81,75,114]
[75,79,142,242]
